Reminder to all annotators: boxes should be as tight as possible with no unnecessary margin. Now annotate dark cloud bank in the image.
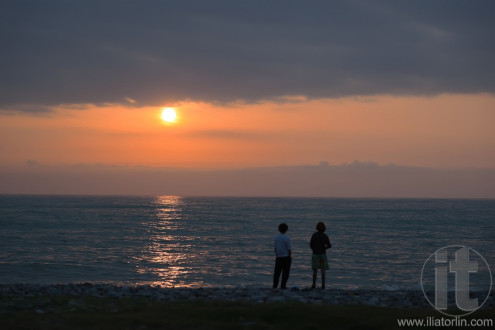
[1,0,494,111]
[1,162,494,198]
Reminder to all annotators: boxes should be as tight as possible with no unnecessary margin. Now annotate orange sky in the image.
[1,93,494,169]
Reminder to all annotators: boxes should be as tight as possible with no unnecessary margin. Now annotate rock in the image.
[0,284,460,310]
[267,296,286,303]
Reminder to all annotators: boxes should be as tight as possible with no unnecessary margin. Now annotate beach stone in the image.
[267,295,286,303]
[179,290,190,299]
[0,284,460,310]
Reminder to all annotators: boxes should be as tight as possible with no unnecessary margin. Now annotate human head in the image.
[278,223,288,233]
[316,221,326,232]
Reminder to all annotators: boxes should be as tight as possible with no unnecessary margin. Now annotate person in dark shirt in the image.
[310,221,332,289]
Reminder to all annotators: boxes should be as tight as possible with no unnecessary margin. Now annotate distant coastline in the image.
[1,162,494,198]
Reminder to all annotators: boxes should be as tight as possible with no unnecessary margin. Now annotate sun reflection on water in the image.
[138,196,203,287]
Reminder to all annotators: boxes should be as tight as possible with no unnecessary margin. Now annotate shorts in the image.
[312,254,329,270]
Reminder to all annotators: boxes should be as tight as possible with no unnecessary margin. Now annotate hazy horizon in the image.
[2,161,494,198]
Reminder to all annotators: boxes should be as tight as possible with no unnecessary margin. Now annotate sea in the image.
[1,195,494,291]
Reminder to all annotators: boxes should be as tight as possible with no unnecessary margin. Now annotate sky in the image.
[1,0,494,197]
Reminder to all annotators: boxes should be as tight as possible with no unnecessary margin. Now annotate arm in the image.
[325,235,332,249]
[287,237,292,258]
[274,237,278,257]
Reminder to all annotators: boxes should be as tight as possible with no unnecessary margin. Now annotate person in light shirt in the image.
[273,223,292,289]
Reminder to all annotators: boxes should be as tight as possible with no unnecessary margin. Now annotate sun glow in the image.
[161,107,177,123]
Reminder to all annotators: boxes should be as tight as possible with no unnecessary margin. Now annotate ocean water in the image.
[0,195,494,290]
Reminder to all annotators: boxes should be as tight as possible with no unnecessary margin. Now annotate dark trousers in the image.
[273,256,292,289]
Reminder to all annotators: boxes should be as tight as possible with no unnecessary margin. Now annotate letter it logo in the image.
[421,245,492,317]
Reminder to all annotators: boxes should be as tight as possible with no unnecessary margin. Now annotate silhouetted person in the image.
[273,223,292,289]
[310,221,332,289]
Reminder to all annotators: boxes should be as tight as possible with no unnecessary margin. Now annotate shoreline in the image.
[2,284,494,330]
[2,283,493,310]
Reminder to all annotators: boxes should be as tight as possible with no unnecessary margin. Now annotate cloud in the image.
[0,104,55,115]
[25,159,40,167]
[125,97,137,105]
[1,0,494,111]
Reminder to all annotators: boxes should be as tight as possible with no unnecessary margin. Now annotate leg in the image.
[312,269,317,289]
[273,258,282,288]
[321,254,329,289]
[280,257,291,289]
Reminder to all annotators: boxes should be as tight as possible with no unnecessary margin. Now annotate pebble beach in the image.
[2,283,494,314]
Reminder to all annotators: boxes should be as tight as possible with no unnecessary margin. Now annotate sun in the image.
[161,107,177,123]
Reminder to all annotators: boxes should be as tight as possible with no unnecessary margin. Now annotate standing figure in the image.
[273,223,292,289]
[310,221,332,289]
